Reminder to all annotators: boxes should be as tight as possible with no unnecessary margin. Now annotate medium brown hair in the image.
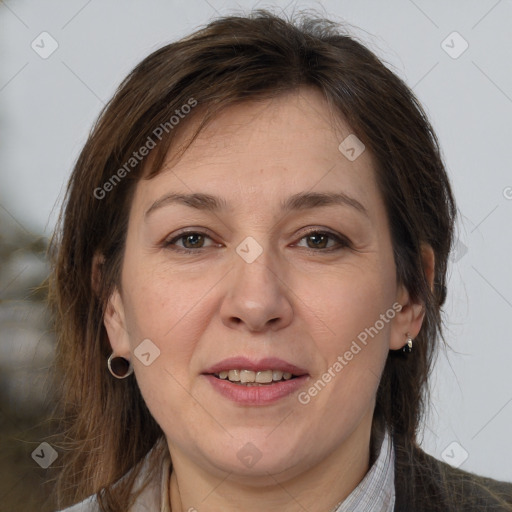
[50,9,459,510]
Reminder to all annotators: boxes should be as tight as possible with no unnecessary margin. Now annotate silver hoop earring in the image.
[402,334,413,353]
[107,353,134,379]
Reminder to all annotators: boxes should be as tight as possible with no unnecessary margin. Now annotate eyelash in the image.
[162,229,351,254]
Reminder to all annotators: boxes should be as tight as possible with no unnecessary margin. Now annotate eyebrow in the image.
[144,191,369,219]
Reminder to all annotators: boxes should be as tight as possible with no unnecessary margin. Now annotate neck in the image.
[168,411,374,512]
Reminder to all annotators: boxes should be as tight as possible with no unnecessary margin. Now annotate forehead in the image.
[134,87,382,218]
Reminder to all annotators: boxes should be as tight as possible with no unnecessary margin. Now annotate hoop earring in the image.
[107,353,134,379]
[402,334,413,353]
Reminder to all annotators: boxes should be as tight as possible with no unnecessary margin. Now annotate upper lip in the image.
[203,357,309,376]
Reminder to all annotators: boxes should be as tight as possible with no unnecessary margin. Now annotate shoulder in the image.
[394,439,512,511]
[56,495,100,512]
[434,455,512,509]
[55,438,169,512]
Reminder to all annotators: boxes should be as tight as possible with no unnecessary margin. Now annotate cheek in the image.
[296,258,395,400]
[121,259,211,343]
[299,257,396,341]
[119,257,223,416]
[120,263,214,435]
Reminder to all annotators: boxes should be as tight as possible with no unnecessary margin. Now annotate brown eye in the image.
[296,230,350,252]
[305,233,330,249]
[181,233,205,249]
[164,231,215,252]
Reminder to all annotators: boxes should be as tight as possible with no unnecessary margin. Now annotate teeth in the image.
[228,370,240,382]
[272,370,284,381]
[240,370,256,383]
[214,369,297,384]
[255,370,273,383]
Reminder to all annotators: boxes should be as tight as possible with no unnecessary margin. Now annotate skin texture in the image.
[104,87,434,512]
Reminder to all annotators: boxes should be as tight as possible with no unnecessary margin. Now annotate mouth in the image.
[211,369,300,386]
[202,357,309,405]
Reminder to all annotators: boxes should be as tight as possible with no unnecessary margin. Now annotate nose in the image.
[219,246,294,333]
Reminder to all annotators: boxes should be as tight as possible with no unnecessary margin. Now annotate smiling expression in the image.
[104,86,414,481]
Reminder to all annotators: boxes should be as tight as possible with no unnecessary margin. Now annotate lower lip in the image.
[203,374,309,405]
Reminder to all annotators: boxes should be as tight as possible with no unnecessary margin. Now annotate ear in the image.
[389,243,435,350]
[93,252,132,356]
[103,286,132,357]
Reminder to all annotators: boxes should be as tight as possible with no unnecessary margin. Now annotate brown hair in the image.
[49,8,486,511]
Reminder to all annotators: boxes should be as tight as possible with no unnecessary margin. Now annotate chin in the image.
[195,432,313,481]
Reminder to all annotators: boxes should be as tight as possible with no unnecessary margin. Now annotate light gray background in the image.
[1,0,511,481]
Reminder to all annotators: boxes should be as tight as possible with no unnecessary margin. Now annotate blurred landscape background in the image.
[0,206,57,511]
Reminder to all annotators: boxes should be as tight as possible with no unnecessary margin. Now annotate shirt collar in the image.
[154,429,394,512]
[333,428,395,512]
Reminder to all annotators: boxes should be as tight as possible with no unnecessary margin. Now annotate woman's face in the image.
[105,87,419,482]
